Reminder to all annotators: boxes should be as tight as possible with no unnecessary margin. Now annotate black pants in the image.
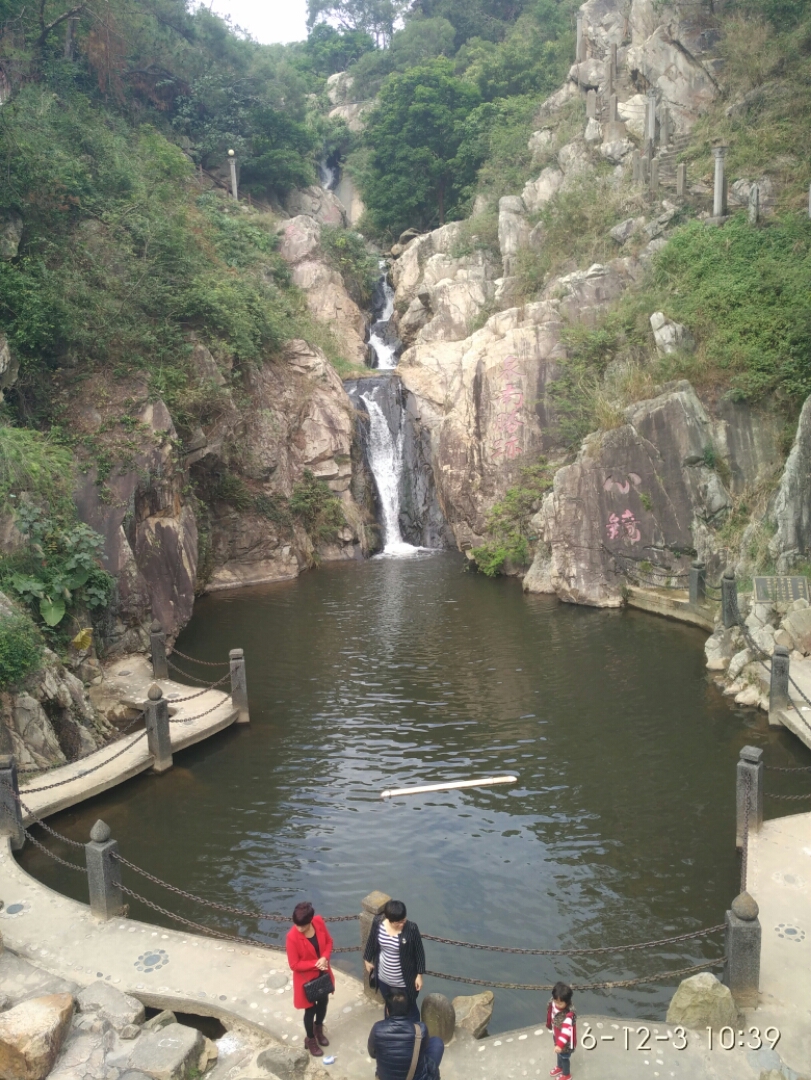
[303,996,328,1038]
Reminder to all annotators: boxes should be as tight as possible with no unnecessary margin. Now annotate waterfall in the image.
[368,262,399,371]
[360,391,421,556]
[318,156,337,191]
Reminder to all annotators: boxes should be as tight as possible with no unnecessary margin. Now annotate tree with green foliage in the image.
[307,0,411,46]
[0,611,43,689]
[301,23,376,76]
[359,57,483,236]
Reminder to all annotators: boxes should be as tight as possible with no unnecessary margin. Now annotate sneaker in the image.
[559,1074,572,1079]
[549,1070,563,1077]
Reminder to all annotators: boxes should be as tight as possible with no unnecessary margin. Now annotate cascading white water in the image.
[361,393,420,556]
[368,265,398,370]
[318,157,337,191]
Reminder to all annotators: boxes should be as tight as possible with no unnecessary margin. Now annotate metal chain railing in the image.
[18,714,143,775]
[424,958,726,993]
[166,658,224,686]
[169,648,229,668]
[604,547,691,591]
[19,731,149,794]
[421,924,725,956]
[164,669,232,703]
[169,698,233,725]
[764,791,811,800]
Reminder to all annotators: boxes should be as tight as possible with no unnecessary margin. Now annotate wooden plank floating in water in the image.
[380,776,518,800]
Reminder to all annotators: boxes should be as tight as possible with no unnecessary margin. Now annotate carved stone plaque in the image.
[753,576,810,604]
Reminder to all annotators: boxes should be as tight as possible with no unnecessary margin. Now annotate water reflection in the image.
[20,554,811,1031]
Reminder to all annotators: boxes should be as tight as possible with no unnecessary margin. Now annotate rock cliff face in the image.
[525,383,780,605]
[0,593,108,769]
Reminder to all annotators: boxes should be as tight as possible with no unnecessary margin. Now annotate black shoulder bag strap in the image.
[405,1022,423,1080]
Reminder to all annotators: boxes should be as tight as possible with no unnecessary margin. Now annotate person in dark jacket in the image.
[363,899,426,1020]
[368,990,444,1080]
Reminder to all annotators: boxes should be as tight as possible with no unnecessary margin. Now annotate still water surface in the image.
[22,553,811,1031]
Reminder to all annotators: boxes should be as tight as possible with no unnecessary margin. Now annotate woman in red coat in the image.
[286,901,335,1057]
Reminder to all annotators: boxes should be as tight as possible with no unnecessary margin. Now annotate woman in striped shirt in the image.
[363,899,426,1021]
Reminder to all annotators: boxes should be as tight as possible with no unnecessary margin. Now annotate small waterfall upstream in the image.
[368,264,398,371]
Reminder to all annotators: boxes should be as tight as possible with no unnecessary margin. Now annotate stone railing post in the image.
[650,156,659,195]
[144,685,173,773]
[725,892,761,1009]
[0,755,24,851]
[361,890,391,1001]
[576,14,585,62]
[676,162,687,199]
[713,145,728,219]
[230,649,250,724]
[689,561,706,606]
[736,746,763,850]
[150,620,168,680]
[608,93,618,123]
[660,106,670,146]
[722,569,739,629]
[646,87,657,153]
[769,645,790,716]
[604,56,614,97]
[586,89,597,119]
[85,819,125,920]
[748,182,760,225]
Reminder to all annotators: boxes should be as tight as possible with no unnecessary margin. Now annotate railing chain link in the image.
[170,648,229,668]
[164,669,231,703]
[425,958,726,992]
[422,924,725,956]
[19,731,149,794]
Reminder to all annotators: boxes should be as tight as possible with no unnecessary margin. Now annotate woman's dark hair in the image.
[552,981,573,1005]
[384,899,407,922]
[387,990,410,1016]
[292,901,315,926]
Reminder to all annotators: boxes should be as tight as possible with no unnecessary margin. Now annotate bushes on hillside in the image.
[0,610,43,689]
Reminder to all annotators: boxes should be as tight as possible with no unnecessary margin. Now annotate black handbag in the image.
[303,970,333,1003]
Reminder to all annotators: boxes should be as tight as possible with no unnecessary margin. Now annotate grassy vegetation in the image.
[471,461,552,575]
[0,610,43,690]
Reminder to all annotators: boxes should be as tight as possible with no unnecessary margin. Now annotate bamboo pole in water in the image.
[380,776,518,800]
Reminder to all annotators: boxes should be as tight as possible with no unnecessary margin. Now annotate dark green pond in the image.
[21,552,811,1032]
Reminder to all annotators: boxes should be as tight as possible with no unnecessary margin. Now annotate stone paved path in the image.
[20,655,238,822]
[2,820,808,1079]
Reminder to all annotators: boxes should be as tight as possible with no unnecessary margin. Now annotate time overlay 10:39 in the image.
[581,1025,781,1052]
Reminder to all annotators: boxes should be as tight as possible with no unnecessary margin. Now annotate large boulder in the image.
[521,168,564,214]
[528,381,732,605]
[255,1043,309,1079]
[284,186,347,228]
[665,971,737,1029]
[421,993,455,1043]
[769,393,811,572]
[126,1023,204,1080]
[452,992,494,1039]
[0,993,74,1080]
[0,333,19,401]
[277,217,367,366]
[392,222,462,312]
[408,250,499,347]
[76,981,145,1032]
[0,212,22,261]
[498,196,530,276]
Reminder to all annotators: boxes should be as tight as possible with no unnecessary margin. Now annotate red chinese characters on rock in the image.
[606,509,641,543]
[490,355,525,461]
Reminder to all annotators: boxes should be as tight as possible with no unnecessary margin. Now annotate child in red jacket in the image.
[546,981,576,1079]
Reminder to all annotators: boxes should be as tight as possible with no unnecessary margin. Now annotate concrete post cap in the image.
[731,891,759,920]
[150,620,162,633]
[773,644,790,657]
[90,820,111,843]
[723,568,735,579]
[230,648,244,659]
[739,745,763,764]
[148,684,163,701]
[692,560,705,570]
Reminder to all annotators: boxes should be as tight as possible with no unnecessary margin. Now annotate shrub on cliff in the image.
[0,609,43,689]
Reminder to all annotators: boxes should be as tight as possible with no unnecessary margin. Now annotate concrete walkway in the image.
[756,659,811,750]
[1,814,809,1080]
[20,655,238,822]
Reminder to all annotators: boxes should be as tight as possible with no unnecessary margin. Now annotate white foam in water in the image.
[361,394,424,557]
[369,329,397,370]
